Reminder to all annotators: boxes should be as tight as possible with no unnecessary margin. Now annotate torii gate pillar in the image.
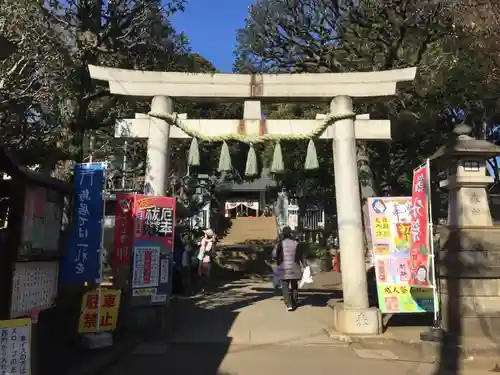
[330,96,381,334]
[332,96,368,306]
[145,96,172,195]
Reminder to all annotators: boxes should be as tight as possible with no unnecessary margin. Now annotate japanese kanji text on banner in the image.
[61,163,106,284]
[112,193,134,265]
[368,197,435,313]
[78,289,121,333]
[409,162,432,287]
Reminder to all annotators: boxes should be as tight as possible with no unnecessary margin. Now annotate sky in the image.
[170,0,254,73]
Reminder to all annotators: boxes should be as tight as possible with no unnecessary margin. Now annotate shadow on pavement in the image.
[250,286,342,307]
[102,278,280,375]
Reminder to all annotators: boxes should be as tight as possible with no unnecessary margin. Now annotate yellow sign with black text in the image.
[78,289,121,334]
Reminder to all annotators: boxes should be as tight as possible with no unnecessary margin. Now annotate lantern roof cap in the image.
[430,123,500,161]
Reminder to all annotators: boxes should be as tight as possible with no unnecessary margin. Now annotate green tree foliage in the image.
[1,0,192,170]
[1,0,236,183]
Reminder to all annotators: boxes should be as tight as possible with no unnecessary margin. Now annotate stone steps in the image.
[212,217,277,274]
[219,216,278,246]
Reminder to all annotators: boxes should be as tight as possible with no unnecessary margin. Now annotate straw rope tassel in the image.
[218,141,232,172]
[304,139,319,170]
[188,137,200,166]
[245,143,258,176]
[271,141,284,173]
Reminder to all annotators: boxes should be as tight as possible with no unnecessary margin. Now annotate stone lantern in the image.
[430,123,500,341]
[432,124,500,227]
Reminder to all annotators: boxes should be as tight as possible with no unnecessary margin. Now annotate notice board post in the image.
[113,194,176,334]
[0,146,72,375]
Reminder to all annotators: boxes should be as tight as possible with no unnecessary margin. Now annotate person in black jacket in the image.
[272,226,305,311]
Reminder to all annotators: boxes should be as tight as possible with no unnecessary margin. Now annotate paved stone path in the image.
[102,275,492,375]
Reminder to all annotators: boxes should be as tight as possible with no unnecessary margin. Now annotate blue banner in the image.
[60,163,106,284]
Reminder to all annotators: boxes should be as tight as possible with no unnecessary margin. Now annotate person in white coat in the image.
[197,229,216,279]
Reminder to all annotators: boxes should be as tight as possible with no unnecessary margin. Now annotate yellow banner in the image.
[78,289,121,334]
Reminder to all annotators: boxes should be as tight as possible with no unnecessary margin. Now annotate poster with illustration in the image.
[368,197,435,313]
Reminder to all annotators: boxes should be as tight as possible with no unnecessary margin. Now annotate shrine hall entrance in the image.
[225,201,259,218]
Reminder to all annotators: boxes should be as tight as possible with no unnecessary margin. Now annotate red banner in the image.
[131,195,176,289]
[409,164,431,286]
[112,193,135,266]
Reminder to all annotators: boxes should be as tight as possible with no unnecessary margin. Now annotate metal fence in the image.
[302,205,324,230]
[299,204,325,244]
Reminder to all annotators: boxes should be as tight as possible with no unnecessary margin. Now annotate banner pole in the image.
[96,162,107,333]
[420,158,444,341]
[425,159,439,324]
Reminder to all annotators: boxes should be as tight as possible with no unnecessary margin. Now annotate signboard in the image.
[20,187,63,256]
[60,163,106,284]
[10,262,58,321]
[78,289,121,333]
[368,197,435,313]
[132,246,160,288]
[0,318,31,375]
[112,194,134,266]
[409,162,432,287]
[129,195,176,306]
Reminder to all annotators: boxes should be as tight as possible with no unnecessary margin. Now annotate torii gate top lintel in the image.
[88,65,417,100]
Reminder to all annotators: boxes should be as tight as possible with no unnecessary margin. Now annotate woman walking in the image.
[272,226,305,311]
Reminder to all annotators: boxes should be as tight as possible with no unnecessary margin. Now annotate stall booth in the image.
[0,145,71,375]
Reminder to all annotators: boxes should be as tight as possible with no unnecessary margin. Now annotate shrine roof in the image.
[0,145,71,191]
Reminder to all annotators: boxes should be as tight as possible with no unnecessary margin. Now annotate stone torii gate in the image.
[89,65,416,335]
